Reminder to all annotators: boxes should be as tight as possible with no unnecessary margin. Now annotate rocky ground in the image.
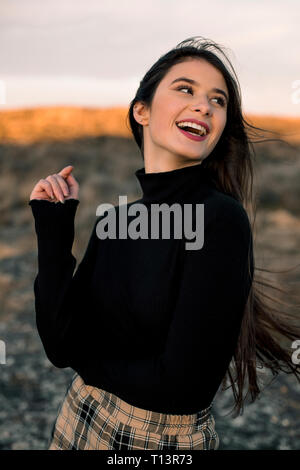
[0,135,299,450]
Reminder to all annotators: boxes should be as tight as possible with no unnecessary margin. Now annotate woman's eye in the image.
[176,85,193,94]
[212,97,226,107]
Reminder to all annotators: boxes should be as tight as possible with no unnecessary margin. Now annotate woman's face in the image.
[134,58,229,170]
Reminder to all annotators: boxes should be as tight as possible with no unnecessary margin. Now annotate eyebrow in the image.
[170,77,229,103]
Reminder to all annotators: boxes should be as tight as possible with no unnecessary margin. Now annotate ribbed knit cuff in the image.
[28,198,80,251]
[29,198,79,224]
[28,198,79,215]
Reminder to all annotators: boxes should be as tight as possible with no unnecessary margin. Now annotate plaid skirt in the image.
[48,372,219,450]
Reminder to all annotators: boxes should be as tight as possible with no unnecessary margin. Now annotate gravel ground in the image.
[0,244,299,450]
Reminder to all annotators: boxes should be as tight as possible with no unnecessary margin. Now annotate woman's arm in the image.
[99,198,254,410]
[29,198,100,369]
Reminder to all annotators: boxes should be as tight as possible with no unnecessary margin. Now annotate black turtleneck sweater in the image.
[29,163,254,414]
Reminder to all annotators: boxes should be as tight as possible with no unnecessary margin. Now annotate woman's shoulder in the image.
[193,187,251,232]
[209,190,248,216]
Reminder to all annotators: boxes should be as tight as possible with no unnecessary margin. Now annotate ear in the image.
[133,101,150,126]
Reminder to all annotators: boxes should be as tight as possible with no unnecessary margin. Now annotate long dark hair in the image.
[126,36,300,417]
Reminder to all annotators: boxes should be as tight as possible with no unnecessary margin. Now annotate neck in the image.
[134,161,216,204]
[143,155,203,175]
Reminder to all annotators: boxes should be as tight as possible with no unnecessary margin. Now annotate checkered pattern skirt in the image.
[48,372,219,450]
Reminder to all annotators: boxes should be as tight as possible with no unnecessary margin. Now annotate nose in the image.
[190,99,211,116]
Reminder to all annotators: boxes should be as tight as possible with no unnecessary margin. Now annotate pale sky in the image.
[0,0,299,116]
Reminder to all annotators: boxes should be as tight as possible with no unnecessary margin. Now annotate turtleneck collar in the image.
[134,162,215,204]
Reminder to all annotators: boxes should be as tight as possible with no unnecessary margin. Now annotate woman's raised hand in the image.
[29,165,79,203]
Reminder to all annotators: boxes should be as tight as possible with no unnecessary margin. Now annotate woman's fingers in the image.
[58,166,79,200]
[65,172,77,187]
[41,179,55,200]
[58,165,74,180]
[65,173,79,197]
[67,174,79,192]
[29,179,55,201]
[46,174,67,203]
[29,166,79,203]
[56,174,70,197]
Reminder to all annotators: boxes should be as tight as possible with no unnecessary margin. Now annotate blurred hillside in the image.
[0,106,300,145]
[0,107,299,450]
[0,107,131,145]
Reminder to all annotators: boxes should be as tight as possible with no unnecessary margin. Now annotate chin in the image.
[180,148,207,160]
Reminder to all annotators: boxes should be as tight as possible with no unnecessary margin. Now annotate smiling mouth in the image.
[176,123,209,141]
[176,122,208,136]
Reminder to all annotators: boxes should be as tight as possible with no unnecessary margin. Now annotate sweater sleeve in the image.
[99,198,254,409]
[29,198,100,369]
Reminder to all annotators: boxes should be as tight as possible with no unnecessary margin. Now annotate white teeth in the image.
[177,121,207,135]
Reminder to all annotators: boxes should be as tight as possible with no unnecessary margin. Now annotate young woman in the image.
[29,36,300,450]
